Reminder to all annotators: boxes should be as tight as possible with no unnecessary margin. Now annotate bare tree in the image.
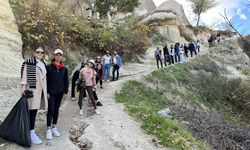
[219,9,244,40]
[189,0,217,26]
[220,9,250,55]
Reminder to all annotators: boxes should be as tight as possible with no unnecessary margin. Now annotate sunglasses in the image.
[36,51,44,54]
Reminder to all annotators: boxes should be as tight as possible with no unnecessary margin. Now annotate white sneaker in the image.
[71,97,75,101]
[79,109,83,115]
[107,79,110,82]
[30,130,43,144]
[95,110,101,115]
[46,129,53,140]
[51,127,61,137]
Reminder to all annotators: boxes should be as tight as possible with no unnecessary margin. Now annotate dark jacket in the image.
[47,60,69,95]
[163,46,169,56]
[188,43,196,51]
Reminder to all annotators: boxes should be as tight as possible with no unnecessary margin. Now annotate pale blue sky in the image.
[152,0,250,35]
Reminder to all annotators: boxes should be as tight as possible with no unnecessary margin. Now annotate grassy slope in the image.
[116,42,250,149]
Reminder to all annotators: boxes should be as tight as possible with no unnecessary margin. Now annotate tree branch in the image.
[219,9,244,40]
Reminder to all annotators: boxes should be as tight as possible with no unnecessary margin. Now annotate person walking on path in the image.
[154,47,163,69]
[184,43,189,57]
[189,41,197,57]
[80,59,100,115]
[70,59,86,101]
[95,56,103,88]
[112,51,122,81]
[46,49,69,140]
[169,44,175,64]
[163,44,170,66]
[101,51,112,82]
[179,44,185,63]
[174,43,180,63]
[196,40,201,52]
[21,47,48,145]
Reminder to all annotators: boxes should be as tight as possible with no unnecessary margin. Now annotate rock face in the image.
[133,0,156,16]
[0,0,23,116]
[141,0,195,43]
[0,0,23,79]
[142,12,177,25]
[114,0,156,20]
[157,0,191,26]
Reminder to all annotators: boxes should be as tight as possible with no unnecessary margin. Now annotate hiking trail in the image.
[2,45,208,150]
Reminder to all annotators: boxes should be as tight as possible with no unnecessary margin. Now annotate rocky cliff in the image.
[133,0,156,16]
[157,0,191,26]
[0,0,23,116]
[0,0,22,78]
[141,0,195,43]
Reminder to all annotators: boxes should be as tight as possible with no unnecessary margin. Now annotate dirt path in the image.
[1,45,208,150]
[69,46,167,150]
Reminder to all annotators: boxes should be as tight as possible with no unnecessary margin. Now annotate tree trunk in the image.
[196,14,200,26]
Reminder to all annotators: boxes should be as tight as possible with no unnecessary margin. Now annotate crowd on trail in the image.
[207,33,221,47]
[154,40,201,68]
[0,47,122,147]
[70,50,122,115]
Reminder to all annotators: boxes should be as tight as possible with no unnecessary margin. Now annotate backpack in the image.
[76,77,86,92]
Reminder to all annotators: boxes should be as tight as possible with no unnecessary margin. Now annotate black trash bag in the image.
[0,90,33,147]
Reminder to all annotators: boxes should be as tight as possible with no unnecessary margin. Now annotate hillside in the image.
[116,39,250,149]
[0,0,250,150]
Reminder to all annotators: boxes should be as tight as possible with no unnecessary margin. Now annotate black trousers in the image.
[47,92,64,127]
[96,76,103,87]
[190,50,197,57]
[164,55,170,66]
[112,64,120,80]
[71,71,79,98]
[169,56,174,64]
[156,58,163,68]
[30,109,38,130]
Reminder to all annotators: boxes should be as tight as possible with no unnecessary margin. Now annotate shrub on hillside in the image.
[10,1,151,61]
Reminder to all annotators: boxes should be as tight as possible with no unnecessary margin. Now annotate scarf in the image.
[51,61,65,70]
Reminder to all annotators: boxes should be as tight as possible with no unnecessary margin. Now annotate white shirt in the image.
[103,55,112,65]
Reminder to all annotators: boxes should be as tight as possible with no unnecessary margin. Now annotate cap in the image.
[96,56,101,59]
[35,47,44,52]
[89,59,95,64]
[54,49,63,55]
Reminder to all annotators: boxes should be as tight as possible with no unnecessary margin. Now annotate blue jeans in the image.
[102,64,110,80]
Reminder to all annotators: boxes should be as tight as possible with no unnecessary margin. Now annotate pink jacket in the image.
[80,67,96,86]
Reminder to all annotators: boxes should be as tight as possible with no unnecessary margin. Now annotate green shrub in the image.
[10,1,151,62]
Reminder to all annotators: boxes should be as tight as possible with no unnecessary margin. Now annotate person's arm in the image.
[46,64,51,94]
[119,55,122,67]
[93,69,97,86]
[64,67,69,94]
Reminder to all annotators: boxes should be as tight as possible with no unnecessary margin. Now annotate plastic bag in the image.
[0,94,31,147]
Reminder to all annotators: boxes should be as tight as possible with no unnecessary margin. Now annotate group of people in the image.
[21,48,68,144]
[71,50,122,115]
[20,47,122,145]
[154,40,200,68]
[208,33,221,47]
